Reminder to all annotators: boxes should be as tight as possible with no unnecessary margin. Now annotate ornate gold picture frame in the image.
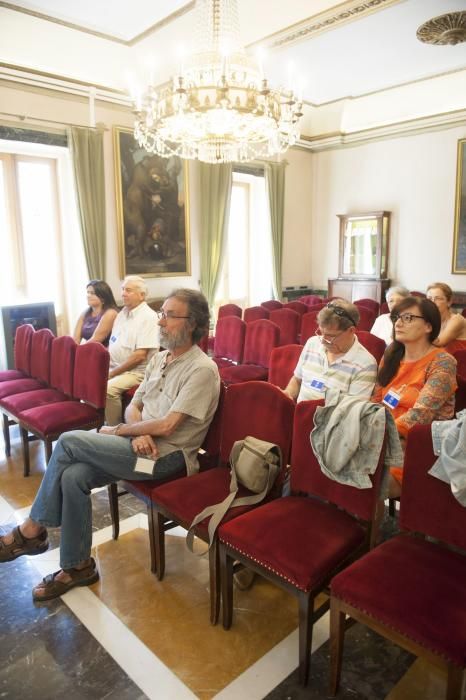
[114,126,190,278]
[452,138,466,274]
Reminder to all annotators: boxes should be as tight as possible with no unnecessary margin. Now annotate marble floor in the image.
[0,427,462,700]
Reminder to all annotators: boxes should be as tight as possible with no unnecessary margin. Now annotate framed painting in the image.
[114,126,190,278]
[452,138,466,274]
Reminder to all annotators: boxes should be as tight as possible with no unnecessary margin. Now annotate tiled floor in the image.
[0,427,462,699]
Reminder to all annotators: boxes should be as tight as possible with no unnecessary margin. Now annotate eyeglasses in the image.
[157,310,191,321]
[315,328,347,345]
[390,312,425,325]
[427,296,447,303]
[326,303,356,326]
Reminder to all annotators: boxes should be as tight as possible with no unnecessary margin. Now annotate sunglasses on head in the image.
[326,303,356,326]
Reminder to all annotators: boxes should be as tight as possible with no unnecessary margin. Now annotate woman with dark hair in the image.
[372,297,457,497]
[426,281,466,353]
[73,280,118,346]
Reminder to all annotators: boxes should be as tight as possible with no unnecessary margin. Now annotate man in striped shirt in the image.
[283,300,377,403]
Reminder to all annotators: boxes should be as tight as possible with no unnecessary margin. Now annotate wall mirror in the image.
[338,211,390,279]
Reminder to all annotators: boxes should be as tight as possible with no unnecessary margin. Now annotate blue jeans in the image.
[29,430,186,569]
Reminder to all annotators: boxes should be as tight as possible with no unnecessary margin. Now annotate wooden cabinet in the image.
[328,278,391,304]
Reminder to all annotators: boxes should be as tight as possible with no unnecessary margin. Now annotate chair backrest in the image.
[219,381,295,475]
[355,305,377,331]
[355,298,380,315]
[261,300,283,311]
[198,334,209,353]
[218,303,242,320]
[401,424,466,551]
[29,327,54,383]
[72,341,110,408]
[243,319,280,368]
[300,310,319,343]
[379,301,389,314]
[455,375,466,412]
[49,335,76,395]
[290,400,386,522]
[462,308,466,319]
[355,330,385,364]
[213,316,246,364]
[198,382,226,469]
[410,290,426,298]
[268,344,303,389]
[269,308,300,345]
[453,349,466,378]
[299,295,322,306]
[243,306,269,323]
[283,301,308,316]
[13,324,34,374]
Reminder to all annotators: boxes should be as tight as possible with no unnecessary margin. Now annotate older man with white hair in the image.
[106,275,159,425]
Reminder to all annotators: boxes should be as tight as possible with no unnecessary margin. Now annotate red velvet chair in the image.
[198,334,209,353]
[1,335,76,464]
[379,301,389,314]
[217,303,242,320]
[212,316,246,368]
[452,349,466,378]
[354,298,380,315]
[410,290,426,297]
[0,324,34,382]
[300,310,319,343]
[269,308,300,345]
[243,305,269,323]
[219,399,386,685]
[14,342,109,475]
[151,381,295,624]
[261,299,283,311]
[283,301,308,316]
[107,382,226,541]
[462,308,466,319]
[355,306,377,332]
[355,331,386,364]
[455,375,466,413]
[330,424,466,700]
[299,295,322,306]
[0,328,54,400]
[268,344,303,389]
[219,319,280,384]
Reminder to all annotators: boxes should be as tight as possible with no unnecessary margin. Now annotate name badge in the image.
[110,335,117,344]
[309,378,326,392]
[383,388,401,409]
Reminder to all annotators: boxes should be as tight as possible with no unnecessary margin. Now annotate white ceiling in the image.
[2,0,466,103]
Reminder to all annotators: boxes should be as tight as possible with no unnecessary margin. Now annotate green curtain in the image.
[265,161,286,301]
[70,126,106,280]
[199,162,232,308]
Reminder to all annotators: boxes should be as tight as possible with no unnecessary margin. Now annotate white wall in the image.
[310,124,466,293]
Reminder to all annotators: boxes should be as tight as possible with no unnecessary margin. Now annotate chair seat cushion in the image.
[219,496,366,592]
[1,389,69,414]
[219,364,268,384]
[213,358,235,369]
[331,534,466,665]
[0,370,26,382]
[17,401,101,436]
[0,378,45,399]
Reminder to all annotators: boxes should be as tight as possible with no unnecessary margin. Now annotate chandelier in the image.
[133,0,303,164]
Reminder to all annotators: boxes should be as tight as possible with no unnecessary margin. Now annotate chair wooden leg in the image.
[2,414,11,457]
[107,483,120,540]
[209,539,220,626]
[388,497,397,517]
[150,507,166,580]
[298,592,314,686]
[220,545,234,630]
[45,440,53,463]
[20,426,30,477]
[446,665,464,700]
[329,598,346,696]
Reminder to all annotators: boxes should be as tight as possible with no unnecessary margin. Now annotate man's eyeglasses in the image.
[315,328,346,345]
[326,303,356,326]
[390,312,425,325]
[157,310,191,321]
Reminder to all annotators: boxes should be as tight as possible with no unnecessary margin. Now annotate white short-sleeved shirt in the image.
[294,335,377,402]
[370,313,394,346]
[108,302,159,375]
[132,345,220,474]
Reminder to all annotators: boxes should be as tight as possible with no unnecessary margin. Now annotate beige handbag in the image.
[186,436,282,553]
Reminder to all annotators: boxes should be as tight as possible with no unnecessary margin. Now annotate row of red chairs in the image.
[0,324,109,475]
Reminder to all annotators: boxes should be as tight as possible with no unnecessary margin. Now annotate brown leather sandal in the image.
[0,526,49,563]
[32,558,99,602]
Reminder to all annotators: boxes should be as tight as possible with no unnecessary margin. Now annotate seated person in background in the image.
[106,275,159,425]
[283,300,378,402]
[73,280,118,346]
[372,296,457,498]
[370,285,410,345]
[0,289,220,601]
[426,282,466,354]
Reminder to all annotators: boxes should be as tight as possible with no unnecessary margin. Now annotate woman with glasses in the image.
[372,297,457,497]
[370,286,410,345]
[426,282,466,354]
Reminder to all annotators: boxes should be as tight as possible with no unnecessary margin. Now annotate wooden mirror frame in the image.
[337,211,390,279]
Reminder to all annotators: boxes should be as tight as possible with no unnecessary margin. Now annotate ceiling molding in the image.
[299,108,466,151]
[0,1,194,46]
[247,0,405,51]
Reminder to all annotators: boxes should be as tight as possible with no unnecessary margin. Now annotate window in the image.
[215,170,273,310]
